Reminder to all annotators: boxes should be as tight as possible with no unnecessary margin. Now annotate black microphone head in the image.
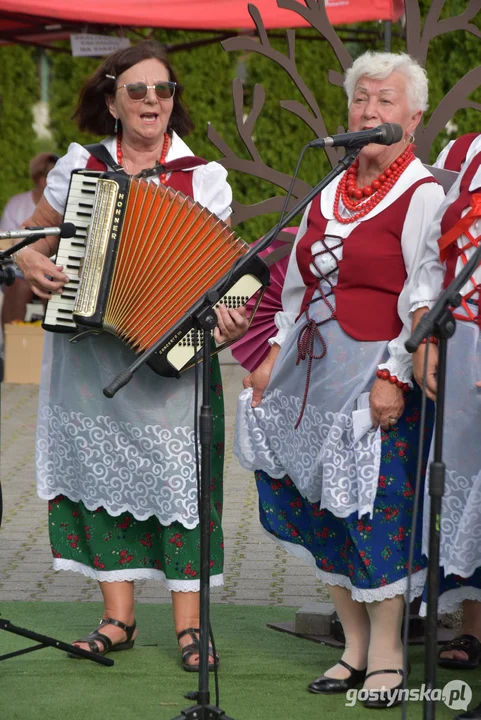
[59,222,77,238]
[379,123,403,145]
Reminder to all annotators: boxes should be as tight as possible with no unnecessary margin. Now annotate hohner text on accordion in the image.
[74,179,127,320]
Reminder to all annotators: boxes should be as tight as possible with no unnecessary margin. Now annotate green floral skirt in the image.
[47,364,225,592]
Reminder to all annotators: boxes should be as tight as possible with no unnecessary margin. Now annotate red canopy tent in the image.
[0,0,405,44]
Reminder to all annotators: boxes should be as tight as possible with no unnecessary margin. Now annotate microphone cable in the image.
[216,142,312,299]
[191,330,221,708]
[401,342,433,720]
[186,139,312,702]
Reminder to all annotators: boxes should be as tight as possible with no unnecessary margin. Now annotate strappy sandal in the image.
[177,627,219,673]
[438,634,481,670]
[68,618,136,658]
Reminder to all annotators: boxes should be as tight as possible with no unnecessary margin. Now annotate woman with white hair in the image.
[234,51,445,707]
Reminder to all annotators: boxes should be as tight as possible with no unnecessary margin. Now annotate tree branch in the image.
[277,0,352,71]
[231,78,263,161]
[416,65,481,161]
[207,123,312,197]
[414,0,481,65]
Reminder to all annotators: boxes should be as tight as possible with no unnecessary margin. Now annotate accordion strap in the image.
[84,143,125,173]
[84,143,209,180]
[135,156,209,179]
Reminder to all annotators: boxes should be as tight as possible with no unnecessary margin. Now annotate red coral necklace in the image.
[334,145,415,224]
[116,132,170,184]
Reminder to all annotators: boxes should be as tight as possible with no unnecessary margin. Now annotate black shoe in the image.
[439,634,481,670]
[362,668,406,709]
[308,659,367,694]
[454,702,481,720]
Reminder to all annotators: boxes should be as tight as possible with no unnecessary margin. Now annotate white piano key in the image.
[43,170,102,331]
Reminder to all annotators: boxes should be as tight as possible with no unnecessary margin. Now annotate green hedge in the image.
[0,46,39,212]
[0,5,479,242]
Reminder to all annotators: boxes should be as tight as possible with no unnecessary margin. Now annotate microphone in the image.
[0,222,77,241]
[308,123,403,149]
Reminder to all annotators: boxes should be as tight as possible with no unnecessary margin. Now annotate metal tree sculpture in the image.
[208,0,481,228]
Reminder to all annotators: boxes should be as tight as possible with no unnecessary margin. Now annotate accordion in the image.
[43,170,269,377]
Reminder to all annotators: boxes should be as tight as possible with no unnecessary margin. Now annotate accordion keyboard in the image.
[165,275,263,373]
[43,171,101,332]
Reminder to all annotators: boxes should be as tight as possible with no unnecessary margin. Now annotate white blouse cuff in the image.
[268,328,289,347]
[410,300,437,313]
[269,311,297,347]
[377,358,413,387]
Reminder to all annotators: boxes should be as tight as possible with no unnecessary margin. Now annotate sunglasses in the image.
[116,81,177,100]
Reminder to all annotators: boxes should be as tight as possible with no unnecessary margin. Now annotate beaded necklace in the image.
[333,145,415,224]
[116,132,170,184]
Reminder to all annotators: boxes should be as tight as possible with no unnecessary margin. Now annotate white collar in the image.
[166,131,195,161]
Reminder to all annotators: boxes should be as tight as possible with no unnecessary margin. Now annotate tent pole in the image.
[384,20,392,52]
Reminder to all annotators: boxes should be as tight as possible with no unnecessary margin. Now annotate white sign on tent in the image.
[70,34,130,57]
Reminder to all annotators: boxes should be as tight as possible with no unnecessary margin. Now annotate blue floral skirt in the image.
[256,388,434,601]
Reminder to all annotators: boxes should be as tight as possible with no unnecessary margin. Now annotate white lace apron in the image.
[423,320,481,580]
[235,289,385,519]
[36,331,209,529]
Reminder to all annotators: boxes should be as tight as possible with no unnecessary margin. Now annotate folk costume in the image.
[412,134,481,614]
[235,151,445,601]
[37,132,231,590]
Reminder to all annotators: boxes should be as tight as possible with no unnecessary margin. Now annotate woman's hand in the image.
[413,344,438,401]
[369,378,406,430]
[14,247,69,300]
[411,308,438,401]
[214,304,248,344]
[243,344,281,408]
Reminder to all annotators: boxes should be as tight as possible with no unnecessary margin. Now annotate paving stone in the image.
[0,367,331,610]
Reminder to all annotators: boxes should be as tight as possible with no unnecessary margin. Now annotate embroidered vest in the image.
[296,177,437,341]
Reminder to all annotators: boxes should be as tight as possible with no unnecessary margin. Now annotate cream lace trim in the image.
[53,558,224,592]
[419,586,481,617]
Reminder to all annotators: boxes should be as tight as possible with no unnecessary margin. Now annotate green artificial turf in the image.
[0,602,478,720]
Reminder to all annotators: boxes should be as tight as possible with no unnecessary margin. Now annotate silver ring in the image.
[389,417,397,425]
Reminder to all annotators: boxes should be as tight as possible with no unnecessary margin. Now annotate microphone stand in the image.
[0,232,113,667]
[173,305,235,720]
[405,243,481,720]
[104,147,362,399]
[101,147,362,720]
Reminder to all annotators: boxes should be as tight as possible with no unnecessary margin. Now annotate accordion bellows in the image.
[45,171,269,376]
[74,174,251,352]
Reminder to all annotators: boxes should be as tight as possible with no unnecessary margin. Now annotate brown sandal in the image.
[68,618,136,658]
[177,627,219,672]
